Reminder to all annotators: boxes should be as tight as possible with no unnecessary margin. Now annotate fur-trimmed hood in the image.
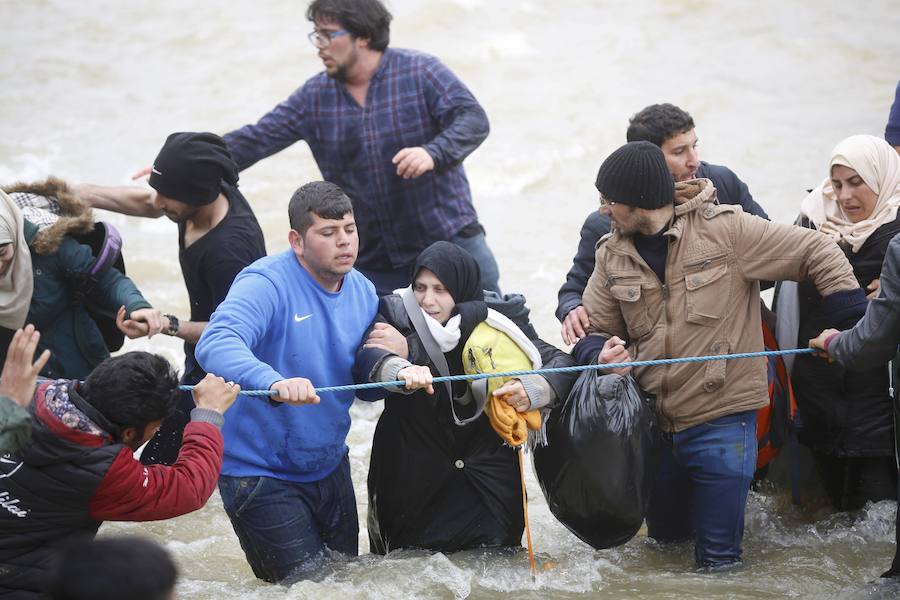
[2,177,93,255]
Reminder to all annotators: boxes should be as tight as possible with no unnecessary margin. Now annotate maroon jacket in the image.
[0,380,223,596]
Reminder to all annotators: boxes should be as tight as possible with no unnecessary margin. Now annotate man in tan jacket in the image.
[575,141,866,568]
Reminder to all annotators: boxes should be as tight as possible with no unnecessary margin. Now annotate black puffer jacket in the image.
[354,292,577,554]
[792,214,900,457]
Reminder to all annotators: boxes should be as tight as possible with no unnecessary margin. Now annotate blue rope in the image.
[178,347,816,397]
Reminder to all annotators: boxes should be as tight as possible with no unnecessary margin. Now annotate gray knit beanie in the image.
[594,141,675,209]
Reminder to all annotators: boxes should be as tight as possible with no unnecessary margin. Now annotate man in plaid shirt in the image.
[224,0,501,295]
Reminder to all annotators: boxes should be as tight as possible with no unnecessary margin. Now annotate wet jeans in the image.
[357,229,501,296]
[645,410,757,567]
[217,454,358,583]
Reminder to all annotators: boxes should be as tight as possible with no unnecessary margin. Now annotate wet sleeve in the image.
[223,86,308,171]
[557,212,610,322]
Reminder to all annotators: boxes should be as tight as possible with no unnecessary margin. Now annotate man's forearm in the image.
[173,320,207,345]
[71,183,162,218]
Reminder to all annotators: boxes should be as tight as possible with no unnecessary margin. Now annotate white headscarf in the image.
[0,189,33,329]
[800,135,900,252]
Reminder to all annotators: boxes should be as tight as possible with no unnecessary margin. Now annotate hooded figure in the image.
[354,242,576,554]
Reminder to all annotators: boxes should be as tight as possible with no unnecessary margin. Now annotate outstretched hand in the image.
[192,374,240,414]
[0,325,51,408]
[116,306,166,339]
[809,328,840,360]
[561,305,590,345]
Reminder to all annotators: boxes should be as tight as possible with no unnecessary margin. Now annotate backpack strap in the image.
[400,290,483,425]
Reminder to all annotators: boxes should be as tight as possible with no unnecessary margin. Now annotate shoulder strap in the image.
[401,291,484,425]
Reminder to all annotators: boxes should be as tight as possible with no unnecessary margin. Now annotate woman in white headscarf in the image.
[0,190,34,362]
[790,135,900,510]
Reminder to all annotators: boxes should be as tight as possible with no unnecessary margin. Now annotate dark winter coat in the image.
[354,292,577,554]
[792,214,900,457]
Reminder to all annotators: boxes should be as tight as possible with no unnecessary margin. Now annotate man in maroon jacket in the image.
[0,351,238,597]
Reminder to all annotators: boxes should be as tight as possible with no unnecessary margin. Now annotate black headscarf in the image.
[412,241,487,386]
[148,132,239,206]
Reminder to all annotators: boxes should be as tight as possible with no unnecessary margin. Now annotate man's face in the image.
[0,243,14,277]
[660,128,700,182]
[153,192,198,224]
[290,212,358,287]
[313,19,360,81]
[601,200,652,236]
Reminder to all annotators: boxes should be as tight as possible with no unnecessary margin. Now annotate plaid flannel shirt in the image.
[224,48,490,270]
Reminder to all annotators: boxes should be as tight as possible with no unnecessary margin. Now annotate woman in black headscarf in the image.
[354,241,576,554]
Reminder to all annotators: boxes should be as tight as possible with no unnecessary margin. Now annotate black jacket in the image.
[0,383,120,597]
[354,292,577,554]
[556,162,769,321]
[792,215,900,456]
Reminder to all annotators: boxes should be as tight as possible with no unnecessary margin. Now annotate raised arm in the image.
[195,272,284,392]
[222,87,308,171]
[70,183,163,218]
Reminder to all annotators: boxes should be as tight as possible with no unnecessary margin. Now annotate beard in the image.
[325,46,358,82]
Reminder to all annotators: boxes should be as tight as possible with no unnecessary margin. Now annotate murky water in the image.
[2,0,900,597]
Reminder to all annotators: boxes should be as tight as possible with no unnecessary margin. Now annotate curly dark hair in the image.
[306,0,392,52]
[626,103,695,147]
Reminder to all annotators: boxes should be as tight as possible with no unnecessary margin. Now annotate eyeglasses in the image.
[307,28,350,49]
[599,194,617,208]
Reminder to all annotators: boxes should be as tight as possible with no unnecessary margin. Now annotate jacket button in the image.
[628,290,636,298]
[704,382,715,391]
[454,459,465,469]
[704,208,714,217]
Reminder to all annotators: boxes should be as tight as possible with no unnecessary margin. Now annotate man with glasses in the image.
[222,0,500,296]
[557,103,770,345]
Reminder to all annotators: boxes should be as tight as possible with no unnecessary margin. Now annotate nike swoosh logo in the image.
[294,313,313,323]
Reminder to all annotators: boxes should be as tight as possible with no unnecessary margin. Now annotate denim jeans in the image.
[217,454,358,583]
[357,230,501,296]
[645,410,758,567]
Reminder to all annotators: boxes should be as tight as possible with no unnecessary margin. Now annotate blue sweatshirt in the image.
[196,250,379,482]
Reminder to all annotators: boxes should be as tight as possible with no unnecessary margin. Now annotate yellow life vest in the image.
[462,322,541,447]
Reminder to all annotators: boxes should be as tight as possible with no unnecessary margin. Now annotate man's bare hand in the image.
[561,305,591,345]
[599,336,632,376]
[867,278,881,300]
[0,325,51,408]
[397,365,434,394]
[494,379,530,413]
[392,147,435,179]
[364,322,409,358]
[192,374,240,414]
[809,328,840,360]
[270,378,320,406]
[116,307,165,339]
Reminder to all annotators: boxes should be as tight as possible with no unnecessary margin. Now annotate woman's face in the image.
[413,268,455,324]
[0,243,14,277]
[831,164,878,223]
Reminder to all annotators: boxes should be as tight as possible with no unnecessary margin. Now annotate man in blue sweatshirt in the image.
[196,181,388,583]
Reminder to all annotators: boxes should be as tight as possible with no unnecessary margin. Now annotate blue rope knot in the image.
[178,347,815,397]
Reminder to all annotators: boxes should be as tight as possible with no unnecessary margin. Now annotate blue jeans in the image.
[645,410,757,567]
[217,454,358,583]
[357,230,501,296]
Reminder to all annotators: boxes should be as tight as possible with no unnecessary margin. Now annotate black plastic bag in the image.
[532,371,656,549]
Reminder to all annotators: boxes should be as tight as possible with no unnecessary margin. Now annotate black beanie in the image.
[594,141,675,209]
[148,132,239,206]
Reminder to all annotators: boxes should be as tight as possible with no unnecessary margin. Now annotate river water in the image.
[2,0,900,597]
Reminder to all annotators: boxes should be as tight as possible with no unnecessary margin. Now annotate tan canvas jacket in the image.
[582,179,860,432]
